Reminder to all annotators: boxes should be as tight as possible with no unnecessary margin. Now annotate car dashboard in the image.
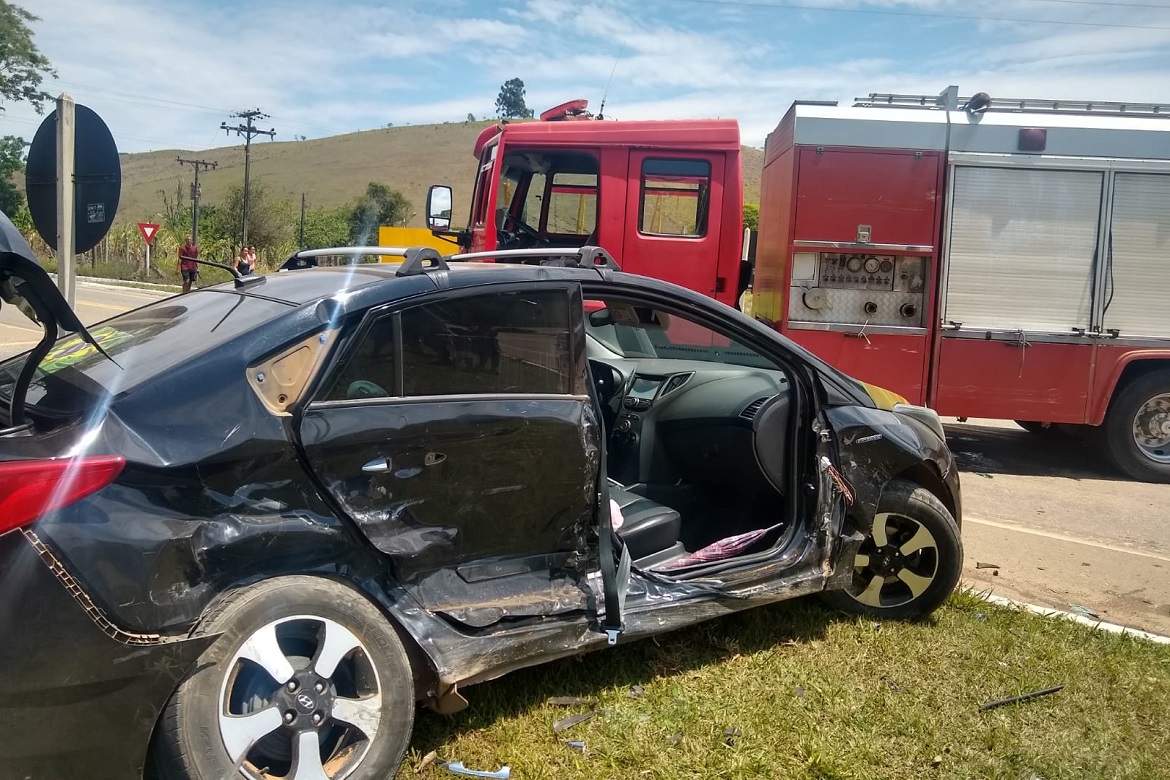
[588,348,790,490]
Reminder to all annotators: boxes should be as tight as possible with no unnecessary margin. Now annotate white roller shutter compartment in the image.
[1105,173,1170,339]
[944,167,1102,333]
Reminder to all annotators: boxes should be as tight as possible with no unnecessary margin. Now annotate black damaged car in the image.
[0,217,962,779]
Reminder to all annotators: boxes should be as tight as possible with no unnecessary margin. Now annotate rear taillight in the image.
[0,456,125,536]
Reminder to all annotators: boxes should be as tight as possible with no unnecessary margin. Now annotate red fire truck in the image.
[426,90,1170,482]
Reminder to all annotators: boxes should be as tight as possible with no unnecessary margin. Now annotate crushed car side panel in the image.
[825,404,962,534]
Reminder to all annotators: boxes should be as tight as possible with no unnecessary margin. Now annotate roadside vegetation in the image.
[24,179,411,286]
[398,591,1169,780]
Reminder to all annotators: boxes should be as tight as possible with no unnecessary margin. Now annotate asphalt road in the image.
[3,281,1168,636]
[0,281,170,361]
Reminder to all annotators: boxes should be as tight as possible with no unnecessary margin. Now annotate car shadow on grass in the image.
[404,598,936,759]
[943,422,1120,482]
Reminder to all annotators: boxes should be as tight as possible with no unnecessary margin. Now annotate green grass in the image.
[396,591,1170,780]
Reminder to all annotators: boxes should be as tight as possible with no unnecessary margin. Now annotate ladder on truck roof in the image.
[854,86,1170,118]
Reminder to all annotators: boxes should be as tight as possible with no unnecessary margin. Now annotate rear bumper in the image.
[0,530,211,779]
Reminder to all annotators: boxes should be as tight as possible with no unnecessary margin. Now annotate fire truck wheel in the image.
[1103,369,1170,483]
[822,480,963,621]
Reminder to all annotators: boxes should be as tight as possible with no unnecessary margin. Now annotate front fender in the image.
[825,405,960,534]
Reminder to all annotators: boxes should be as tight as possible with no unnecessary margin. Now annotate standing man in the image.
[178,235,199,294]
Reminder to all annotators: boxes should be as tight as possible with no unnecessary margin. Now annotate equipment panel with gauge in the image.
[788,251,927,327]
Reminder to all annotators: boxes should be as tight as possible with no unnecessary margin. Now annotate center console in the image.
[609,373,694,484]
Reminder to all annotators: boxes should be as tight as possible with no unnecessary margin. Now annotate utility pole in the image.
[299,193,306,249]
[176,156,217,247]
[220,109,275,247]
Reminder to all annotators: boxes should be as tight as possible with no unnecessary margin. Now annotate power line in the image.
[220,109,276,247]
[669,0,1170,31]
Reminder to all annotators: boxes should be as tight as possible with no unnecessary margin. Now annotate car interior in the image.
[585,301,796,575]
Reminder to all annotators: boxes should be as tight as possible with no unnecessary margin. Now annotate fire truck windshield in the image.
[495,150,599,249]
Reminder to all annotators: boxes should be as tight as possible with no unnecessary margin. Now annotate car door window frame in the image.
[308,282,591,409]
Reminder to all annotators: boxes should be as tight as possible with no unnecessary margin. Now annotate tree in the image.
[301,206,351,250]
[348,183,411,244]
[205,179,292,253]
[0,2,56,114]
[466,112,476,122]
[495,78,534,119]
[743,203,760,232]
[0,135,28,215]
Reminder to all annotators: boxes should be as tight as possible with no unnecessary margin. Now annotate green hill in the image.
[116,120,764,230]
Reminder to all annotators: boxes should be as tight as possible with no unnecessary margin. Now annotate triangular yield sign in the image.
[137,222,160,245]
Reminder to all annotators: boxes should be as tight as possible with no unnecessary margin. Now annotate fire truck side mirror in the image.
[427,185,453,232]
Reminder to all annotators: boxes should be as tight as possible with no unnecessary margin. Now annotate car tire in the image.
[1102,369,1170,483]
[822,480,963,620]
[149,576,415,780]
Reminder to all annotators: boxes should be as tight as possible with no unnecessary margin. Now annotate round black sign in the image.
[25,104,122,254]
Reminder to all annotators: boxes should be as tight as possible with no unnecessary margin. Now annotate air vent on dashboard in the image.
[661,372,693,395]
[740,396,770,421]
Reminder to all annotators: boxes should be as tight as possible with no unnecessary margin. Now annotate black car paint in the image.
[826,404,962,535]
[0,261,957,778]
[0,532,214,780]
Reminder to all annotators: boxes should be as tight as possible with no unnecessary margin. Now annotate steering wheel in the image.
[502,213,549,245]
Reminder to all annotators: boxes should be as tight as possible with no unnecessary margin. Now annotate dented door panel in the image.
[300,398,601,627]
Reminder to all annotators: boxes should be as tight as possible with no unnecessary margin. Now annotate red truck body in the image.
[458,112,747,307]
[441,92,1170,481]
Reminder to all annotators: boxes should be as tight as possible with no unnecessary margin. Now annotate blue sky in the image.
[4,0,1170,154]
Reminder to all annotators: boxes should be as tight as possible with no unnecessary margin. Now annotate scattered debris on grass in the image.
[552,711,595,733]
[882,676,901,692]
[975,562,1001,570]
[548,696,596,707]
[975,612,988,621]
[565,740,586,753]
[980,685,1066,712]
[723,726,743,746]
[415,750,438,773]
[1069,605,1101,620]
[794,684,805,698]
[627,684,645,699]
[443,760,511,779]
[666,733,683,746]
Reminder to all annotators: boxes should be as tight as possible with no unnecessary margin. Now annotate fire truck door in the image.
[932,166,1103,423]
[622,151,724,298]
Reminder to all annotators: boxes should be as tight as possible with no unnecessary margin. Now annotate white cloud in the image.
[2,0,1168,155]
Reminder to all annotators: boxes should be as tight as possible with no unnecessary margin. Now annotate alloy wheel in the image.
[847,512,940,609]
[217,615,382,780]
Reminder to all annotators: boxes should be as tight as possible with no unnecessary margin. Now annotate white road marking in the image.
[967,515,1170,564]
[978,593,1170,644]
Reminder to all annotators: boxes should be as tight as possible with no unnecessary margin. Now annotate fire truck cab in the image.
[754,89,1170,482]
[427,100,749,308]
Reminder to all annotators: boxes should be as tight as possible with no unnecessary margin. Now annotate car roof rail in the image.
[279,246,399,271]
[447,245,622,271]
[395,246,449,277]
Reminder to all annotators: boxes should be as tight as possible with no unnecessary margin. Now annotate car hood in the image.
[0,209,103,423]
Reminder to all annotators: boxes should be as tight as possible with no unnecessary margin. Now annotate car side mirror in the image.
[427,185,453,232]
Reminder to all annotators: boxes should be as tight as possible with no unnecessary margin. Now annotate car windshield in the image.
[0,291,291,419]
[584,301,776,370]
